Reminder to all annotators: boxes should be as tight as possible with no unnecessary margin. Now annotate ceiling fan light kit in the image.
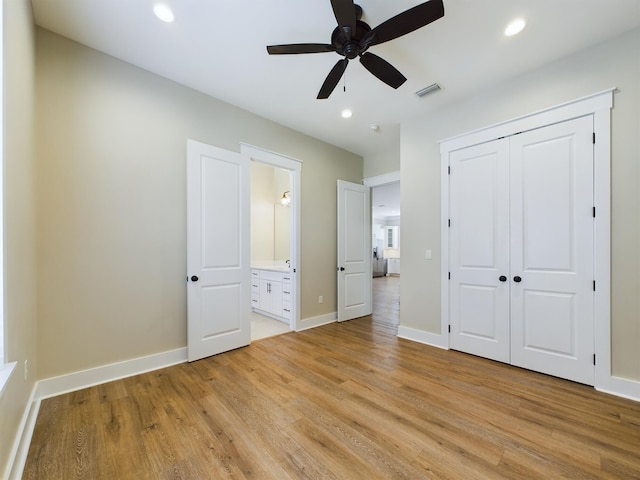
[266,0,445,99]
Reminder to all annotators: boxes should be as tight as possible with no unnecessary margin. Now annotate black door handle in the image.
[513,276,522,283]
[499,275,507,282]
[338,267,345,271]
[191,275,199,282]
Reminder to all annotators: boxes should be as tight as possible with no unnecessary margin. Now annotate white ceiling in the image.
[31,0,640,158]
[372,182,400,220]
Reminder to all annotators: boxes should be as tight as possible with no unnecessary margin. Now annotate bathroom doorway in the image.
[242,144,301,340]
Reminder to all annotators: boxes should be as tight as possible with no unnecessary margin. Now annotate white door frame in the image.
[241,143,302,332]
[440,89,614,393]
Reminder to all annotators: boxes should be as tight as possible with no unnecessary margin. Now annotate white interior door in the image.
[449,139,511,362]
[337,180,372,322]
[187,140,250,362]
[510,116,594,385]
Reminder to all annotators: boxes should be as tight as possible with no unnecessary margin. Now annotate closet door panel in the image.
[449,139,510,362]
[510,116,595,385]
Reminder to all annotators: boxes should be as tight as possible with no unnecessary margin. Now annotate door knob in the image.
[339,267,345,271]
[499,275,507,282]
[191,275,199,282]
[513,276,522,283]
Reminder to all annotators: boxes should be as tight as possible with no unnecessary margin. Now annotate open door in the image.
[187,140,251,361]
[337,180,372,321]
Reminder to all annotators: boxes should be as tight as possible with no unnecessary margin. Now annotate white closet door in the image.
[510,116,595,385]
[449,139,511,362]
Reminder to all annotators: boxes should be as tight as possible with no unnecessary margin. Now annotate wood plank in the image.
[24,316,640,479]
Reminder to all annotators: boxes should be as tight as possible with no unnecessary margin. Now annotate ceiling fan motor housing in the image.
[331,20,372,59]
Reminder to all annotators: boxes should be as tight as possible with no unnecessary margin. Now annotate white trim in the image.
[241,143,302,335]
[0,0,5,370]
[440,90,622,395]
[363,171,400,187]
[592,105,613,395]
[0,361,16,398]
[4,384,38,480]
[439,89,616,151]
[240,143,304,169]
[397,326,449,350]
[297,312,336,331]
[440,144,451,350]
[35,348,187,400]
[597,376,640,403]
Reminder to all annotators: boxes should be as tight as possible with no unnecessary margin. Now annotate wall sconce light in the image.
[280,191,291,207]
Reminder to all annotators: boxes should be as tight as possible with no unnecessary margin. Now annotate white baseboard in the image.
[297,312,336,332]
[398,326,640,403]
[597,375,640,403]
[5,384,38,480]
[36,347,187,400]
[397,325,449,350]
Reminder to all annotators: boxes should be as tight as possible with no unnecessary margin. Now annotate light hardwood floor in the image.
[24,317,640,479]
[372,275,399,327]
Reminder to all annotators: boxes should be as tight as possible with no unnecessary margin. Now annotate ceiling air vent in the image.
[415,83,441,98]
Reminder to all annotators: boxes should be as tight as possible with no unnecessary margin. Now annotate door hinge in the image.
[448,272,451,280]
[593,354,596,366]
[448,219,451,227]
[448,325,451,333]
[448,166,451,175]
[593,132,596,144]
[593,280,596,291]
[593,206,596,218]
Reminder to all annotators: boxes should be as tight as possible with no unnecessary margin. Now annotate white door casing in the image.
[187,140,250,362]
[509,116,595,385]
[449,138,511,362]
[448,116,595,385]
[337,180,372,322]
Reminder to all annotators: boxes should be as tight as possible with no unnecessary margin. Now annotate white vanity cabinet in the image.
[281,272,292,320]
[251,269,290,322]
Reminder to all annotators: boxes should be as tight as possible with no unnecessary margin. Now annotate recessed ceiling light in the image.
[154,4,175,23]
[505,18,526,36]
[341,109,353,119]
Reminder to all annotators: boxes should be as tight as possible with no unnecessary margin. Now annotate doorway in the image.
[366,173,401,328]
[241,143,302,340]
[249,161,292,340]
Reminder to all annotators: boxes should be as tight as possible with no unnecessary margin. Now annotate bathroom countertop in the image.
[251,262,290,273]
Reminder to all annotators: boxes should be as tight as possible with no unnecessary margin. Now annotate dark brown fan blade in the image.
[317,58,349,99]
[359,52,406,89]
[267,44,336,55]
[330,0,356,40]
[364,0,444,47]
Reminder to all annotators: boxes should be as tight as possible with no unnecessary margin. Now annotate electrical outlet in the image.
[318,295,323,304]
[425,249,432,260]
[24,360,28,381]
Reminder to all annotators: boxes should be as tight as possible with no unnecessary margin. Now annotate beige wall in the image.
[35,29,362,379]
[250,162,291,263]
[0,0,37,476]
[400,28,640,381]
[363,124,400,178]
[250,162,276,262]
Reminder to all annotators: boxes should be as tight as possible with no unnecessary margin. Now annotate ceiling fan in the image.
[266,0,445,99]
